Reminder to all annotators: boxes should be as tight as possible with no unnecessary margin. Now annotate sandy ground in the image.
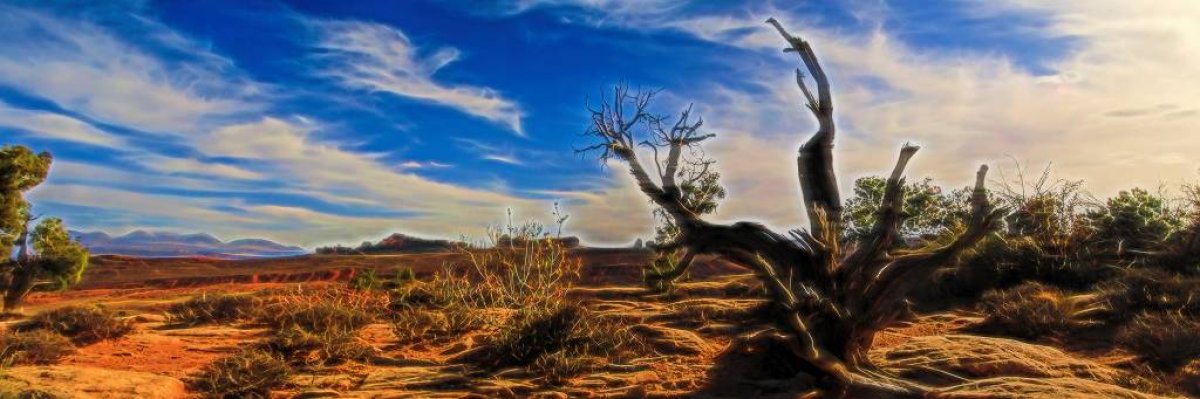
[0,255,1184,398]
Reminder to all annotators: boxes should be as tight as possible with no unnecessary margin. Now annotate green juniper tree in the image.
[0,145,88,311]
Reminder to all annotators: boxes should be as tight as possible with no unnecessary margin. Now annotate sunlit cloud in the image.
[312,20,525,135]
[0,101,125,149]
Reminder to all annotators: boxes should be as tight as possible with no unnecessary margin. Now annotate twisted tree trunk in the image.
[579,19,1007,398]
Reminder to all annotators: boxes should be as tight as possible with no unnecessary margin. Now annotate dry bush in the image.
[389,267,476,310]
[466,303,644,384]
[347,268,384,291]
[166,292,260,326]
[0,330,75,365]
[461,222,581,310]
[257,289,380,334]
[976,282,1104,339]
[388,223,580,349]
[1175,360,1200,396]
[1118,312,1200,371]
[187,349,291,399]
[13,306,132,345]
[391,305,488,344]
[1097,269,1200,321]
[260,326,373,368]
[0,390,60,399]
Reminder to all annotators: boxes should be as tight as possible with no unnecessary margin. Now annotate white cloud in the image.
[313,20,525,135]
[0,5,258,134]
[0,102,125,148]
[535,2,1200,234]
[133,155,265,181]
[194,117,551,241]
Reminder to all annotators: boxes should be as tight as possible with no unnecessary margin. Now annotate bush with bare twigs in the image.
[464,303,644,385]
[13,306,132,345]
[975,282,1105,339]
[0,330,74,366]
[166,292,260,326]
[1118,312,1200,371]
[187,349,291,399]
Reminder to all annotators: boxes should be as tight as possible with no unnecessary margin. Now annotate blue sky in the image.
[2,1,1198,247]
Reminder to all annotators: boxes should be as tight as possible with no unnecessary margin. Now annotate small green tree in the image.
[842,176,964,243]
[0,145,88,311]
[1087,188,1185,255]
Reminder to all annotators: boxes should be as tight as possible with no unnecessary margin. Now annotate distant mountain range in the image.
[70,230,308,259]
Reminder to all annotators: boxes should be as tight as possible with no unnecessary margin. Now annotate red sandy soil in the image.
[0,252,1184,398]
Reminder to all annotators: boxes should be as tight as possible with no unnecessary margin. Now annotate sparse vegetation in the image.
[13,305,132,345]
[975,282,1104,339]
[1118,312,1200,371]
[0,330,75,366]
[465,303,643,384]
[258,292,376,334]
[260,326,373,368]
[166,292,260,326]
[348,268,383,291]
[391,305,488,344]
[187,349,291,399]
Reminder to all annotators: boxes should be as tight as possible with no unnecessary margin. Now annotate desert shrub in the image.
[0,390,60,399]
[1087,188,1186,255]
[13,306,132,345]
[257,289,378,335]
[462,223,581,310]
[0,330,75,365]
[642,251,683,294]
[975,282,1104,339]
[531,350,592,386]
[1117,312,1200,371]
[389,268,475,310]
[348,268,383,291]
[391,267,417,288]
[166,293,259,326]
[1097,269,1200,321]
[467,303,643,383]
[391,305,488,344]
[187,349,291,399]
[1175,359,1200,396]
[260,326,373,368]
[843,176,965,241]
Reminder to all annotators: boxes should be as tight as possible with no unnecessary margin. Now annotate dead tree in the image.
[578,19,1007,397]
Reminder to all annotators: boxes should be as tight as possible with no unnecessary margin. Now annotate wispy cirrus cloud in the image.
[0,5,261,135]
[0,101,125,149]
[311,20,525,136]
[496,0,1200,239]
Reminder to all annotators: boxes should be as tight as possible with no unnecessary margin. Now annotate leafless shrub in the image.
[0,330,74,365]
[976,282,1105,339]
[13,306,132,345]
[166,292,260,326]
[1118,312,1200,371]
[187,349,291,399]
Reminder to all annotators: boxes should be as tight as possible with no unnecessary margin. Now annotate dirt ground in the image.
[0,253,1185,398]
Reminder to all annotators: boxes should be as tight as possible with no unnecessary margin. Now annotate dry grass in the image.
[166,292,260,326]
[465,303,645,384]
[459,225,581,310]
[391,305,488,344]
[1097,269,1200,321]
[260,326,373,368]
[0,330,75,366]
[13,306,133,345]
[256,288,381,334]
[187,349,291,399]
[976,282,1105,339]
[1118,312,1200,371]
